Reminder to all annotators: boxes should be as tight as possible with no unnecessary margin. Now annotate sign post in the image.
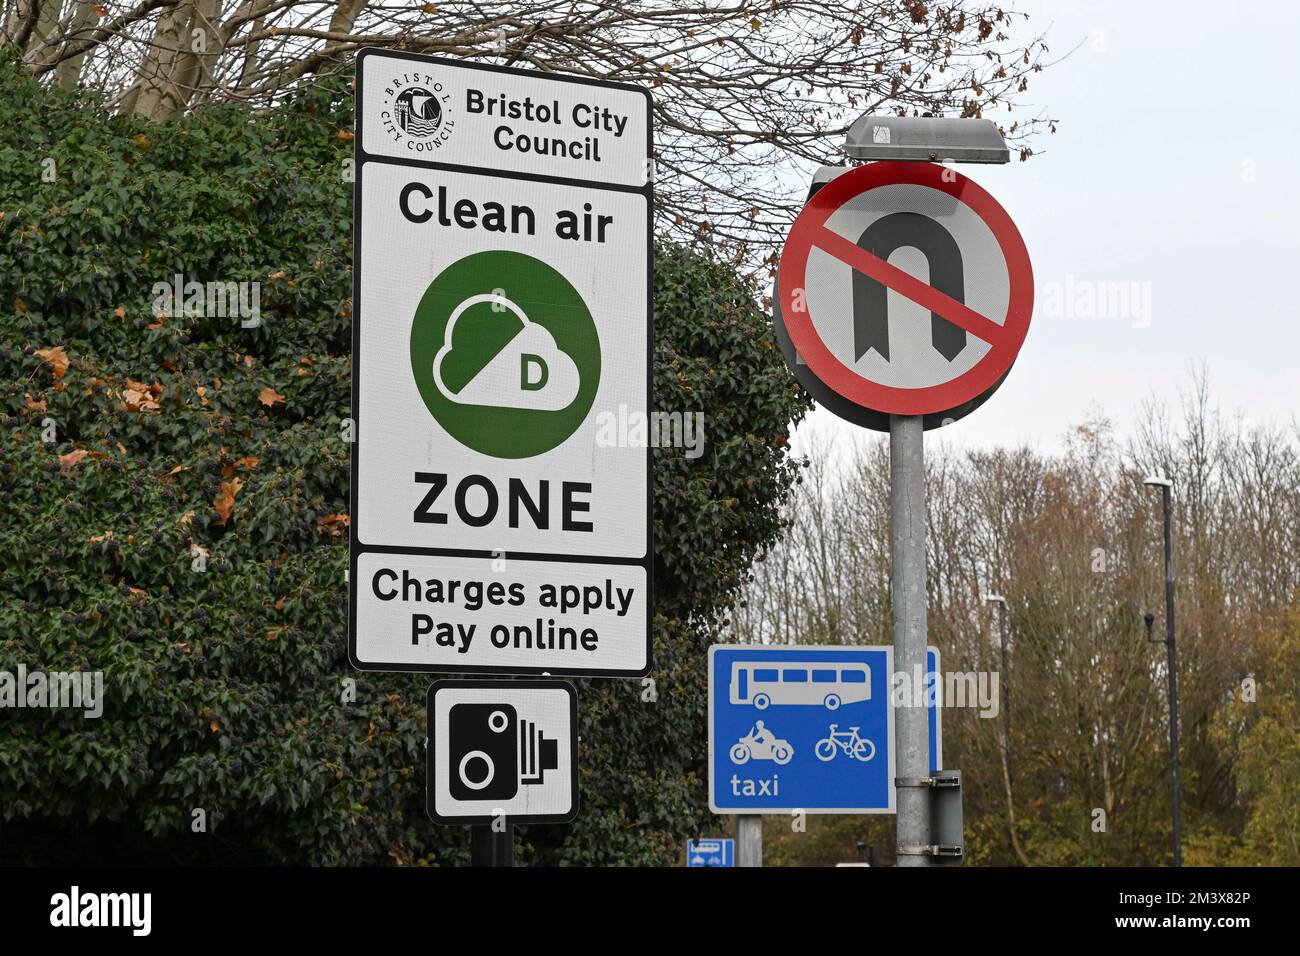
[471,825,514,867]
[890,413,929,865]
[775,119,1032,864]
[736,816,762,868]
[351,48,652,864]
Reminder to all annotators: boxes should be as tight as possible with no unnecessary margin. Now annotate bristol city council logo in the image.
[395,87,443,135]
[380,76,454,151]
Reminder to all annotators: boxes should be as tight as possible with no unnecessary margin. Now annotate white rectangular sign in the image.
[427,680,578,824]
[350,49,652,676]
[359,51,650,187]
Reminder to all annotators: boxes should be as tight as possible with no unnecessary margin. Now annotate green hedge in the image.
[0,55,809,865]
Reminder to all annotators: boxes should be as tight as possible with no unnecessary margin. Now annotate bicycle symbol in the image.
[815,724,876,763]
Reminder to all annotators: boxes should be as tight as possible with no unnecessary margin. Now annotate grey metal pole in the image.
[890,414,929,866]
[1161,484,1182,868]
[736,814,763,867]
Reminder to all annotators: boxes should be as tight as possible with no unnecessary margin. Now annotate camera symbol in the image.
[449,703,560,801]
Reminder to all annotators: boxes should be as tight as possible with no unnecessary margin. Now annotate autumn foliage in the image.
[735,403,1300,866]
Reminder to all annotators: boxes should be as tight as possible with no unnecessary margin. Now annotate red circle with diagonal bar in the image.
[779,161,1033,416]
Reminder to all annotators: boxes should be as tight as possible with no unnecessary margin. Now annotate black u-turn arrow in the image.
[852,212,967,362]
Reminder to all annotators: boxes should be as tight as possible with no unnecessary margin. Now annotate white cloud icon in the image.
[432,293,582,411]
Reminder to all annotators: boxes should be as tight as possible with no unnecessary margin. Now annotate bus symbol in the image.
[728,661,871,711]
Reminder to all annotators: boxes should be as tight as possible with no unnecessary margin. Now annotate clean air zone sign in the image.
[350,49,652,677]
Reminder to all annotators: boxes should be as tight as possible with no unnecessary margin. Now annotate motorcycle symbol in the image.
[815,724,876,763]
[729,720,794,765]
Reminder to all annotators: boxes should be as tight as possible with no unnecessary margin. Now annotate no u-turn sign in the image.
[778,161,1033,428]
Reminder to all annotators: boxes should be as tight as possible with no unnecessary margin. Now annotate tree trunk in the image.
[54,0,98,89]
[27,0,60,54]
[122,0,223,120]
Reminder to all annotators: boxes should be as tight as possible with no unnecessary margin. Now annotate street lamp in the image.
[814,115,1011,202]
[832,114,1013,869]
[1144,474,1182,868]
[845,115,1012,164]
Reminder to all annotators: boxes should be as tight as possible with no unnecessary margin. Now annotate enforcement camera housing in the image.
[448,703,559,801]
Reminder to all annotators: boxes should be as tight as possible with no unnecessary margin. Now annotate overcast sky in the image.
[792,0,1300,457]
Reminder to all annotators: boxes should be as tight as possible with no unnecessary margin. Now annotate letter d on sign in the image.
[520,354,549,390]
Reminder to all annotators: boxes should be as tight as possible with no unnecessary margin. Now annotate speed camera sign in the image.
[427,679,578,825]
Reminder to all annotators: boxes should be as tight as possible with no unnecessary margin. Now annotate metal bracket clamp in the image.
[897,771,965,863]
[897,844,964,858]
[895,775,960,789]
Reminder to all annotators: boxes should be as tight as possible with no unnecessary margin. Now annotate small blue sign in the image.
[686,838,734,867]
[708,645,940,814]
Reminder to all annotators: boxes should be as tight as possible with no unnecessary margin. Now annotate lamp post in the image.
[841,114,1012,867]
[1144,475,1181,868]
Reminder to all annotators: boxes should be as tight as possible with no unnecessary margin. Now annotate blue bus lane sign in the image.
[708,645,941,814]
[686,838,734,867]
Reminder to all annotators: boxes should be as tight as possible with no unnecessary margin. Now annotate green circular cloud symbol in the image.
[410,250,600,458]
